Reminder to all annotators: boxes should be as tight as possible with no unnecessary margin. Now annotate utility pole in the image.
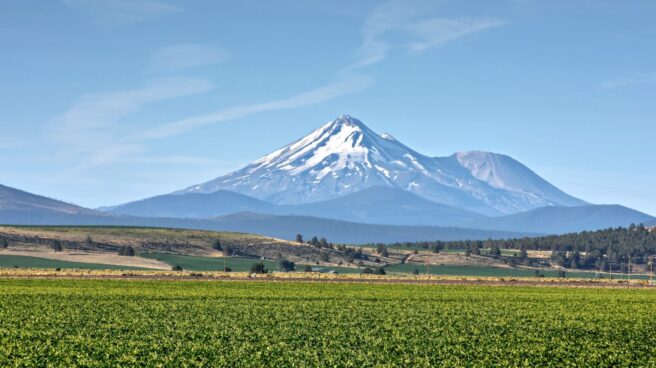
[628,256,631,283]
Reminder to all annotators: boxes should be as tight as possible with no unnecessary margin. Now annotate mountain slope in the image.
[208,212,531,244]
[0,184,112,224]
[107,186,485,226]
[104,190,277,219]
[1,184,529,243]
[451,151,586,211]
[179,115,586,215]
[468,205,655,234]
[0,184,98,215]
[289,186,485,226]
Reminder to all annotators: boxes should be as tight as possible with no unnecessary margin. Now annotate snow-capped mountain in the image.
[179,115,586,215]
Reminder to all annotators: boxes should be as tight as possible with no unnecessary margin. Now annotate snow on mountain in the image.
[179,115,586,215]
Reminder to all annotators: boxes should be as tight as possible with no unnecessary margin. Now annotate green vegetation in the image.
[376,225,656,272]
[0,255,145,270]
[385,263,603,279]
[140,253,277,272]
[1,279,656,366]
[141,253,361,274]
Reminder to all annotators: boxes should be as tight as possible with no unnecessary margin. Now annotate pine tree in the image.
[52,241,63,252]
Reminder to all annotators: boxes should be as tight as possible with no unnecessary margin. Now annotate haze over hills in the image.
[0,183,530,243]
[0,184,112,224]
[106,186,485,227]
[100,190,277,219]
[467,205,655,234]
[206,212,531,244]
[178,115,586,216]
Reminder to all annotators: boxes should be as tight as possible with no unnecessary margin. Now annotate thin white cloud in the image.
[132,75,374,141]
[62,0,179,24]
[601,72,656,89]
[346,0,504,71]
[49,77,215,165]
[49,75,372,168]
[405,17,505,53]
[150,44,227,73]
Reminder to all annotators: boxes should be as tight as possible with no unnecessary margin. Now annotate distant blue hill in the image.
[2,183,653,242]
[100,190,277,219]
[104,187,654,234]
[105,186,484,227]
[0,184,529,243]
[288,186,485,226]
[206,212,531,244]
[467,205,655,234]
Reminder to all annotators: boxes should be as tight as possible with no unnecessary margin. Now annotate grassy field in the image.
[141,253,362,274]
[385,263,605,278]
[0,255,147,270]
[1,279,655,367]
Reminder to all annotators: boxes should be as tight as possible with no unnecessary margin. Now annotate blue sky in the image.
[1,0,655,214]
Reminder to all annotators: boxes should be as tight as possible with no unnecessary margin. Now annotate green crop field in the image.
[0,255,146,270]
[384,263,604,279]
[1,279,655,367]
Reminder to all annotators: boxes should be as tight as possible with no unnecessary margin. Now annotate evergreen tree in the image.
[277,259,296,272]
[295,234,304,243]
[250,262,268,274]
[52,240,63,252]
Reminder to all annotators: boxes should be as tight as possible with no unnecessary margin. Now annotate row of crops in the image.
[1,279,655,366]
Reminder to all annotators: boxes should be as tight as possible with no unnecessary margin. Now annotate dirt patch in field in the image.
[406,253,509,268]
[0,249,170,270]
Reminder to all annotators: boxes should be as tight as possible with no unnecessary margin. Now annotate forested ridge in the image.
[376,224,656,271]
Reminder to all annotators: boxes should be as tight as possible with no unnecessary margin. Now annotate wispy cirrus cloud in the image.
[49,77,216,166]
[49,75,372,168]
[134,75,373,141]
[61,0,179,24]
[601,71,656,90]
[149,44,227,73]
[404,17,505,53]
[346,0,504,71]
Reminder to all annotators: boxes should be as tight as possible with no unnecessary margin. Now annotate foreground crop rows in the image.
[1,279,655,367]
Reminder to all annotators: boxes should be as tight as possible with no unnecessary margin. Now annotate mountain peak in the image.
[179,116,586,214]
[333,114,362,126]
[320,114,370,135]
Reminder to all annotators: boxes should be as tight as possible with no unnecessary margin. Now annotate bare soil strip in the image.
[0,249,170,270]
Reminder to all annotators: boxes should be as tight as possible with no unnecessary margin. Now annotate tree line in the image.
[367,224,656,271]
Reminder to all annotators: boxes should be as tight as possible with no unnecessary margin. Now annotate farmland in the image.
[141,253,362,274]
[0,255,148,270]
[1,279,656,367]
